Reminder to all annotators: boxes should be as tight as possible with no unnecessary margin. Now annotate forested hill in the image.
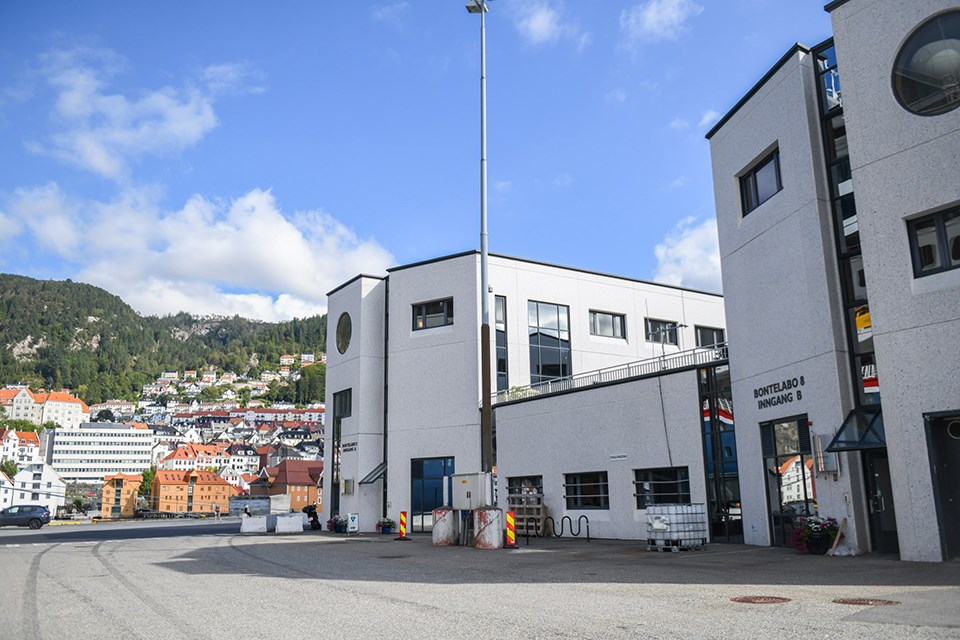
[0,274,326,404]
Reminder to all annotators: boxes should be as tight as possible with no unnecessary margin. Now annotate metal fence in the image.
[493,344,727,405]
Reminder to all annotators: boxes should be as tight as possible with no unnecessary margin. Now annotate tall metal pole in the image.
[478,0,493,475]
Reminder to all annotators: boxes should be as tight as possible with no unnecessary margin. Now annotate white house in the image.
[1,429,42,466]
[10,463,66,513]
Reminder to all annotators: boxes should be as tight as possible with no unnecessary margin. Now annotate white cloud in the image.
[494,180,512,192]
[372,2,409,25]
[27,46,231,182]
[621,0,703,46]
[3,185,395,321]
[605,88,627,104]
[653,216,721,293]
[698,109,720,128]
[511,2,591,50]
[667,176,690,189]
[669,117,690,131]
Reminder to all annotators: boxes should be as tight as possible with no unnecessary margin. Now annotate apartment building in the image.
[101,473,143,518]
[152,469,237,514]
[707,0,960,561]
[8,463,66,514]
[0,388,90,429]
[43,422,153,483]
[1,429,42,466]
[322,251,727,533]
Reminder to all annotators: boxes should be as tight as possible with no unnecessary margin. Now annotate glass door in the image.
[762,416,816,547]
[410,457,454,532]
[863,450,899,554]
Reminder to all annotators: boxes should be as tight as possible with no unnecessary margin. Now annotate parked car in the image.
[0,505,51,529]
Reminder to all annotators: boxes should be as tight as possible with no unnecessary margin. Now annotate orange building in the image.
[251,460,323,512]
[152,469,238,514]
[101,473,143,518]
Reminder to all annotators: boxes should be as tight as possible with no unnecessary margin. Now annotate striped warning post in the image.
[505,510,516,548]
[395,510,411,541]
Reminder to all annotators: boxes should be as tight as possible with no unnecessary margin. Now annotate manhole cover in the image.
[833,598,900,606]
[731,596,792,604]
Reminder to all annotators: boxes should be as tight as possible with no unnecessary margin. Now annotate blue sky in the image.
[0,1,832,321]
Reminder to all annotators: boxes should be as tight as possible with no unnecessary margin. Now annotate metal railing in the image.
[494,344,727,405]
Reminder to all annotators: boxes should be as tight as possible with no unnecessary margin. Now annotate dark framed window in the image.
[528,300,571,384]
[495,296,508,391]
[908,207,960,277]
[695,326,725,348]
[413,298,454,330]
[892,10,960,117]
[563,471,609,510]
[507,475,543,495]
[645,318,678,345]
[633,467,691,509]
[761,415,815,547]
[330,389,352,515]
[740,149,782,216]
[589,310,625,339]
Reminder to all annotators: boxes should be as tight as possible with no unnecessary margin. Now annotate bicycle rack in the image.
[524,515,591,545]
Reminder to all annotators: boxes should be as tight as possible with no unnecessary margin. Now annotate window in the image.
[909,207,960,277]
[413,298,454,330]
[740,149,782,215]
[892,10,960,117]
[645,318,678,345]
[633,467,691,509]
[495,296,508,392]
[563,471,609,510]
[507,475,543,495]
[695,326,725,348]
[589,310,625,339]
[528,301,571,384]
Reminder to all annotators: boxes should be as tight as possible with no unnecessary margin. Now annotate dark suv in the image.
[0,505,51,529]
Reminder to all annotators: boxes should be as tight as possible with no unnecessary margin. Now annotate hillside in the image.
[0,274,326,404]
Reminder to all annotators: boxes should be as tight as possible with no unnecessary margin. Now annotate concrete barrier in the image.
[241,515,268,534]
[275,514,304,534]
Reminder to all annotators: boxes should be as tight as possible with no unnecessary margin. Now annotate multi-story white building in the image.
[43,422,153,483]
[8,463,66,513]
[0,388,90,429]
[707,0,960,561]
[323,251,727,534]
[1,429,42,466]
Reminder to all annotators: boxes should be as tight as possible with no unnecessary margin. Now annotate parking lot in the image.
[2,522,959,640]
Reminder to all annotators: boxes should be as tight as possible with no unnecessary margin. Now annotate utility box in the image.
[452,472,493,510]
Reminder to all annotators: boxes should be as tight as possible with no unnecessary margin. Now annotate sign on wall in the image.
[753,376,805,410]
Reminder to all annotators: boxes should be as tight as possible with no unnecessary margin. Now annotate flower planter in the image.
[381,527,392,535]
[806,533,832,555]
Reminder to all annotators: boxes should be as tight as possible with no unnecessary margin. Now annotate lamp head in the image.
[465,0,488,13]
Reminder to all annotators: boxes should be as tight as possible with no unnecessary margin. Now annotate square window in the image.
[564,472,609,510]
[412,298,454,330]
[589,310,626,339]
[740,149,782,216]
[645,318,679,345]
[908,206,960,277]
[695,326,725,348]
[633,467,690,509]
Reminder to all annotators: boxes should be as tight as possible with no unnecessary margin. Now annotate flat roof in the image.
[325,273,386,298]
[823,0,852,12]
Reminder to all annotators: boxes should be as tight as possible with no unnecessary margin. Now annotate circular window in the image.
[892,10,960,116]
[335,313,352,354]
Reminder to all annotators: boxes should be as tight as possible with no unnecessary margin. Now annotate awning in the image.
[825,406,885,452]
[359,461,387,485]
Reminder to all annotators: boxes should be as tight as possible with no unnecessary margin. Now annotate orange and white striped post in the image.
[505,510,517,548]
[395,510,411,541]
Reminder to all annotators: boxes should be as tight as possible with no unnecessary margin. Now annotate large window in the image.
[589,310,625,339]
[563,471,609,510]
[633,467,690,509]
[740,149,782,216]
[908,207,960,277]
[410,457,454,533]
[330,389,352,515]
[892,10,960,117]
[528,301,571,384]
[645,318,678,345]
[695,326,725,348]
[761,416,815,547]
[495,296,508,392]
[412,298,454,330]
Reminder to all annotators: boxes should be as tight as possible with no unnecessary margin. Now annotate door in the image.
[863,450,898,554]
[928,414,960,560]
[410,457,454,532]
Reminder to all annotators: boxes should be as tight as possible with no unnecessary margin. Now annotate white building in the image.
[8,463,66,513]
[43,422,154,483]
[322,251,727,533]
[0,472,14,509]
[0,388,90,429]
[1,429,42,466]
[707,0,960,561]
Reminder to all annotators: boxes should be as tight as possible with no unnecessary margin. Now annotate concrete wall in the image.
[831,0,960,561]
[495,369,706,540]
[709,49,867,548]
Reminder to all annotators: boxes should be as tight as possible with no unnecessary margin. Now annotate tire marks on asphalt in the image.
[23,543,58,640]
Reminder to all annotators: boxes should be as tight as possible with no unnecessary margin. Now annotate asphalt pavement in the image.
[2,521,958,640]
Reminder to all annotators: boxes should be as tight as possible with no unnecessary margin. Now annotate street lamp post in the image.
[467,0,493,477]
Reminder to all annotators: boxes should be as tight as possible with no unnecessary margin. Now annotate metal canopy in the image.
[358,462,387,485]
[825,407,886,452]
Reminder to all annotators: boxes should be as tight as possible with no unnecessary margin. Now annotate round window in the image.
[335,313,352,354]
[892,10,960,116]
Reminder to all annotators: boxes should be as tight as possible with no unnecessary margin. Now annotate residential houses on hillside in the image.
[0,387,90,429]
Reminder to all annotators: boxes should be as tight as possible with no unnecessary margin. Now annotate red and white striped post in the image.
[395,510,411,541]
[505,510,517,548]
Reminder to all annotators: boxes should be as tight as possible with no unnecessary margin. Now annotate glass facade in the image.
[496,296,508,392]
[528,301,571,384]
[761,415,815,547]
[330,389,352,515]
[699,365,742,542]
[410,456,454,532]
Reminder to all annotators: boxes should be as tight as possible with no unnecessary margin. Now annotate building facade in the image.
[152,470,237,514]
[323,251,727,532]
[1,429,42,466]
[101,473,143,518]
[707,0,960,561]
[44,422,154,483]
[0,388,90,429]
[9,463,66,513]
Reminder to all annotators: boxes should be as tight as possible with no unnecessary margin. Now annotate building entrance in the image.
[927,413,960,559]
[863,449,898,554]
[410,457,454,532]
[761,415,816,547]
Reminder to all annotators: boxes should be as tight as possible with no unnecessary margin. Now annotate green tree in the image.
[296,363,326,404]
[95,409,115,422]
[140,469,156,495]
[199,386,221,402]
[0,418,39,432]
[0,460,18,478]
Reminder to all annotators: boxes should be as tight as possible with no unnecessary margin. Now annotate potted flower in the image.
[791,515,841,554]
[334,514,348,533]
[325,517,336,532]
[376,517,395,535]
